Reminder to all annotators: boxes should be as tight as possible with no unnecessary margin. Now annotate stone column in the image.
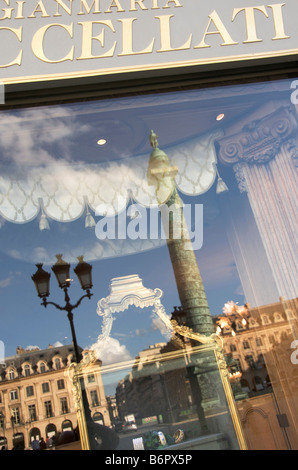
[147,136,214,337]
[147,133,233,437]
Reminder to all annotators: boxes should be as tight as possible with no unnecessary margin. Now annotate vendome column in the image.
[147,131,233,437]
[147,131,214,337]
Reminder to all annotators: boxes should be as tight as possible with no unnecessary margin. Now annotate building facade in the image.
[0,345,110,449]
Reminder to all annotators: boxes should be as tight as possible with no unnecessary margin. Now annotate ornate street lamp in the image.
[51,254,71,289]
[31,255,101,450]
[31,264,50,299]
[31,254,93,364]
[74,256,93,292]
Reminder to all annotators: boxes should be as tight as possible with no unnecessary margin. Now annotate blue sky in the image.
[0,188,245,361]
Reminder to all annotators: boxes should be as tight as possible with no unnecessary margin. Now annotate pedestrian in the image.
[47,436,53,448]
[31,438,40,450]
[39,437,47,450]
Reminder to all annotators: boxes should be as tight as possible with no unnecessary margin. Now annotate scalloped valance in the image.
[0,130,222,226]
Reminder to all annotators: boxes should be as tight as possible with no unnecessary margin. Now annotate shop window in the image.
[61,419,73,432]
[0,75,297,452]
[30,428,41,442]
[93,412,104,425]
[12,432,24,450]
[46,423,57,439]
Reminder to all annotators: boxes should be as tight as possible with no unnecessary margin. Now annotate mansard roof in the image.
[2,344,82,370]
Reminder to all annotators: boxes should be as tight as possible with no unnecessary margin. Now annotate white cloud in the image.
[91,337,132,366]
[0,275,13,288]
[151,316,172,339]
[0,107,91,166]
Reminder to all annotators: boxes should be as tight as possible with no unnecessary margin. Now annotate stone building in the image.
[0,344,110,450]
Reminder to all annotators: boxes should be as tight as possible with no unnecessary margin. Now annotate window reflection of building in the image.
[0,344,110,449]
[214,297,298,450]
[112,297,297,450]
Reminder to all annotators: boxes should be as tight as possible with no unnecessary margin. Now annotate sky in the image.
[0,79,290,395]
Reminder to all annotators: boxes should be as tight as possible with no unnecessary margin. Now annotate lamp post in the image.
[32,254,97,449]
[32,254,93,364]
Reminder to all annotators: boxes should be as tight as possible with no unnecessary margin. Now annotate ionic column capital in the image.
[216,105,298,166]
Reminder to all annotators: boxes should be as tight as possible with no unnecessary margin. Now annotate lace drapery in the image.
[0,130,221,224]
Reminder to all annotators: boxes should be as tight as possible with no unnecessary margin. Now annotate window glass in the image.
[26,386,34,397]
[0,77,297,451]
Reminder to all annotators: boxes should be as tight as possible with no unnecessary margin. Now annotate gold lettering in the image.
[156,14,192,52]
[15,1,25,19]
[268,3,290,40]
[31,23,74,62]
[105,0,124,13]
[130,0,147,11]
[152,0,160,9]
[232,6,268,43]
[163,0,182,8]
[53,0,73,16]
[118,18,154,55]
[78,0,101,15]
[0,26,22,67]
[0,0,13,20]
[77,20,116,59]
[28,0,50,18]
[195,10,238,48]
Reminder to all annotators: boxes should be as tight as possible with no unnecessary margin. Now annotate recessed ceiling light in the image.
[97,139,107,145]
[216,113,225,121]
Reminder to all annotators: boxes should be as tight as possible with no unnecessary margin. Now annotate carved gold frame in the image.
[171,320,248,450]
[66,318,248,450]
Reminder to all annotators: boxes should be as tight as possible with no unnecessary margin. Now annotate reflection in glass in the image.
[0,78,297,450]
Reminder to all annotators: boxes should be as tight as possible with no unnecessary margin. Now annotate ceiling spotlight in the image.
[97,139,107,145]
[216,113,225,121]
